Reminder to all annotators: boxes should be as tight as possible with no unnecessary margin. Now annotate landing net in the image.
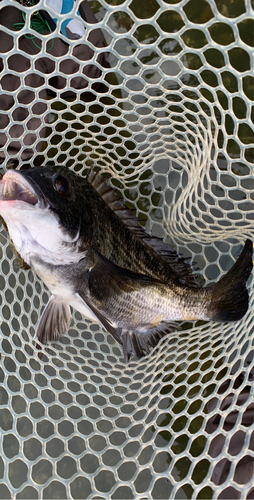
[0,0,253,498]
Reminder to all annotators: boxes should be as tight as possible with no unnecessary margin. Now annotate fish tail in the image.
[208,239,253,322]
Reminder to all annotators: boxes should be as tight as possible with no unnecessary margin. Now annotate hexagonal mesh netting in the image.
[0,0,253,498]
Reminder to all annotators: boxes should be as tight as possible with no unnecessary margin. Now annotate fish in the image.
[0,165,252,362]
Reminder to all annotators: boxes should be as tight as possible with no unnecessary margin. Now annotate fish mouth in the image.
[0,170,46,208]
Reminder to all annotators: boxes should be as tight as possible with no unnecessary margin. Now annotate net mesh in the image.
[0,0,253,498]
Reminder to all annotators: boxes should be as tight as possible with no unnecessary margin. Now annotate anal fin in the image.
[122,322,179,363]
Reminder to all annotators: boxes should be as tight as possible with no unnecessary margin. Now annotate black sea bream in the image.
[0,166,252,362]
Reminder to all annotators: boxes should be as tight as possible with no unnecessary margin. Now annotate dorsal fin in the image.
[87,167,142,230]
[87,167,201,287]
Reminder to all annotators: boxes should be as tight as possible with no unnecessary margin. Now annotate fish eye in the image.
[53,175,71,195]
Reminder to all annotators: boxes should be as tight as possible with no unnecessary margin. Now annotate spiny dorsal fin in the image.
[87,167,141,229]
[87,167,201,287]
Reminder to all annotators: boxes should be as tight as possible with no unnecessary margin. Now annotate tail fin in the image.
[209,239,253,322]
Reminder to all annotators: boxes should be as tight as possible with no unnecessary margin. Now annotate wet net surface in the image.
[0,0,253,498]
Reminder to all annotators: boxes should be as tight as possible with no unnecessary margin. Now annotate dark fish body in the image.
[0,165,252,362]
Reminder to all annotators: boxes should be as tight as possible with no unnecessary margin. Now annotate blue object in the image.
[54,0,82,38]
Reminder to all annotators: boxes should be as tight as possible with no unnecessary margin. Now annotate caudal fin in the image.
[209,239,253,322]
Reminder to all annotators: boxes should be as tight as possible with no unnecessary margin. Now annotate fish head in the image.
[0,165,91,265]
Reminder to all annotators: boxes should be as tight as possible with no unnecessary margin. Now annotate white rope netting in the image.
[0,0,253,498]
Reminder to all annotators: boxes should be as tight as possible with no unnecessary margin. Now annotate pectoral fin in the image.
[35,295,71,345]
[88,248,163,300]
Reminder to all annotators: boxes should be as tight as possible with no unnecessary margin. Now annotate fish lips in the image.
[0,169,49,209]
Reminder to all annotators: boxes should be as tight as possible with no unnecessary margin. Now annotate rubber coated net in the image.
[0,0,253,498]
